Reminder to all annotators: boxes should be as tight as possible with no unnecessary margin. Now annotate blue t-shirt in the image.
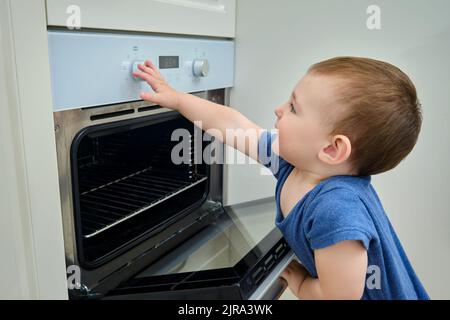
[258,130,429,300]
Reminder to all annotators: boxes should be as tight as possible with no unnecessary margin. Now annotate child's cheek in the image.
[277,134,292,160]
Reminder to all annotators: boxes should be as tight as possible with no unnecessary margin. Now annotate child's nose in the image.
[275,108,282,119]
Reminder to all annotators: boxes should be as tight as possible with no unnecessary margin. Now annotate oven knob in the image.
[192,59,209,77]
[132,60,145,81]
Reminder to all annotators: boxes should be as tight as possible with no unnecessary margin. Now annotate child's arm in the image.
[133,60,263,162]
[281,240,367,300]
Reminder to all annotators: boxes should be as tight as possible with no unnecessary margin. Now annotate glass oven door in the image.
[72,111,211,268]
[105,198,293,300]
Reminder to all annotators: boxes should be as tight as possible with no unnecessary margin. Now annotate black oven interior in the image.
[71,111,211,268]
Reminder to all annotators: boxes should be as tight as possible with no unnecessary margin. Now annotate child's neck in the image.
[292,166,355,187]
[291,167,326,187]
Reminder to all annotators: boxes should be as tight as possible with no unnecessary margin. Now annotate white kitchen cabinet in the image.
[46,0,236,38]
[1,0,67,299]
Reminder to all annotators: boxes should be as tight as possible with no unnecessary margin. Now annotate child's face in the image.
[273,73,342,170]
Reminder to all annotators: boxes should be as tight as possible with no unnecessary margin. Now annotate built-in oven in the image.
[49,29,293,299]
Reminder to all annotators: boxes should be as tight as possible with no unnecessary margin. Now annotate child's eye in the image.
[290,103,297,114]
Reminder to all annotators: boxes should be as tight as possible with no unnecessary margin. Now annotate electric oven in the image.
[49,30,293,299]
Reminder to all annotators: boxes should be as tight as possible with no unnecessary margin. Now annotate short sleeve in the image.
[305,188,376,250]
[257,130,289,179]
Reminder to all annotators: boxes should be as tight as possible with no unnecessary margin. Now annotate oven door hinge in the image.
[69,284,104,300]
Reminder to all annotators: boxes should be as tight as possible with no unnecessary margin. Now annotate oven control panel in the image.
[48,31,234,111]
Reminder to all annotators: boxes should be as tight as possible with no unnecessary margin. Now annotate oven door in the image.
[105,198,294,300]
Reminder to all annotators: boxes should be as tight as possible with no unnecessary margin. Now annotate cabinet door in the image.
[46,0,235,38]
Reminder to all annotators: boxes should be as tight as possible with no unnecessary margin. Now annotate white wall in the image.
[230,0,450,299]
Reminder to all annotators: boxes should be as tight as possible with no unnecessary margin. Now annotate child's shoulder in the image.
[305,175,374,218]
[303,175,378,250]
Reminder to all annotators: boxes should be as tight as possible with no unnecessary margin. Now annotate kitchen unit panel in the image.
[46,0,236,38]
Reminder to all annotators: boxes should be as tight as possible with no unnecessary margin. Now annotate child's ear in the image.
[318,135,352,165]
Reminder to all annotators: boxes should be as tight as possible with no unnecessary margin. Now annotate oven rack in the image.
[77,166,206,239]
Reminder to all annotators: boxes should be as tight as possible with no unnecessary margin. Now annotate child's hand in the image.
[280,259,308,298]
[133,60,182,110]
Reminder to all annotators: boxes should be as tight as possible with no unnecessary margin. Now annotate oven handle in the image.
[248,251,296,300]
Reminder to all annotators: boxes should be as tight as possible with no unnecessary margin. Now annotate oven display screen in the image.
[159,56,179,69]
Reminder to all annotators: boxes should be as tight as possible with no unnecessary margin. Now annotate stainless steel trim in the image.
[248,251,295,300]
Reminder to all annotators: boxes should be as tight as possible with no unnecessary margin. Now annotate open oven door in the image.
[104,198,294,300]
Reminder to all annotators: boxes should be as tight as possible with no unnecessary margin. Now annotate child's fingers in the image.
[280,269,290,280]
[144,60,162,77]
[133,71,157,88]
[137,63,158,78]
[279,276,288,288]
[140,92,156,102]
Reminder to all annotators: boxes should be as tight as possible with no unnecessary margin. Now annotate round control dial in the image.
[132,60,145,81]
[192,59,209,77]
